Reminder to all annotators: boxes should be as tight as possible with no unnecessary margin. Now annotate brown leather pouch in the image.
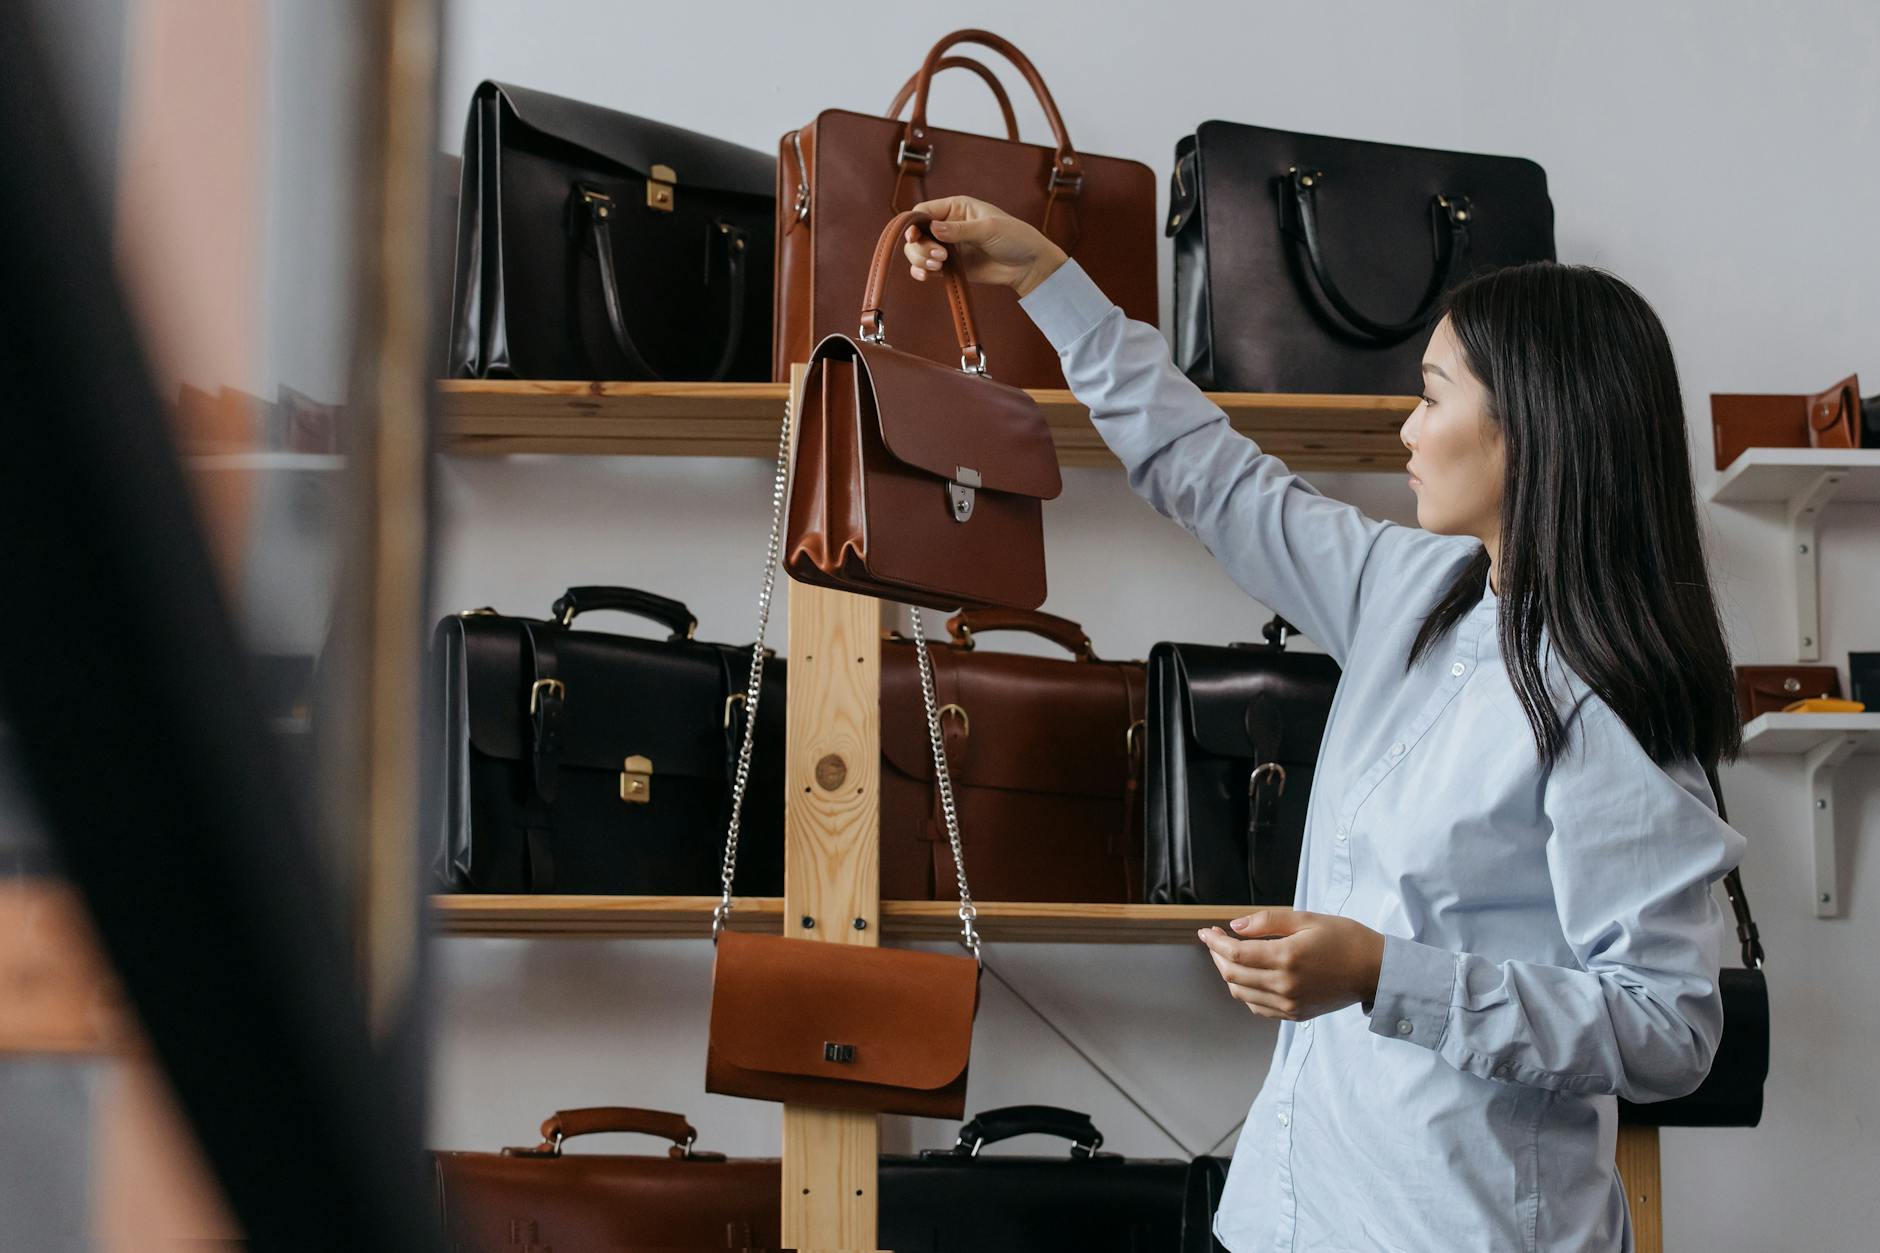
[1711,374,1859,468]
[1808,375,1860,450]
[706,930,979,1118]
[784,208,1063,612]
[1734,664,1842,722]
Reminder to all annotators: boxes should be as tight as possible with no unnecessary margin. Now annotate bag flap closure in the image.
[709,931,978,1091]
[1808,375,1859,431]
[879,642,1140,797]
[1160,642,1340,761]
[443,615,752,779]
[483,81,774,199]
[821,337,1062,502]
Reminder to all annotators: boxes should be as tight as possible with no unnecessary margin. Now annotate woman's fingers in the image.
[902,239,946,267]
[1204,944,1289,995]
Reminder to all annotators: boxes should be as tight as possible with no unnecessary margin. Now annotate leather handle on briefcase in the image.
[898,30,1080,188]
[859,210,986,369]
[941,1104,1105,1158]
[946,607,1095,659]
[887,56,1020,141]
[502,1107,704,1159]
[573,184,749,382]
[550,586,698,639]
[1280,167,1472,344]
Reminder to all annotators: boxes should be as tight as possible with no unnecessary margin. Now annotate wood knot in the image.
[814,754,848,791]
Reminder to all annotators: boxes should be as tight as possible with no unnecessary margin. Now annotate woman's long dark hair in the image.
[1407,261,1741,770]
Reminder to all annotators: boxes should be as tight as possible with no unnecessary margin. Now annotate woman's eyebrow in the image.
[1421,362,1451,382]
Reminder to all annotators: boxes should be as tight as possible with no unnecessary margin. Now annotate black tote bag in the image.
[448,81,774,381]
[1167,120,1555,395]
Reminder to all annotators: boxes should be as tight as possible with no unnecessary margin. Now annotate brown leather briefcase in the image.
[782,208,1062,612]
[1735,664,1843,722]
[1711,374,1859,469]
[881,608,1147,902]
[774,28,1157,387]
[433,1107,781,1252]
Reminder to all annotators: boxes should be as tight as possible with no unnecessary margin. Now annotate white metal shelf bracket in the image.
[1785,470,1845,661]
[1805,732,1862,918]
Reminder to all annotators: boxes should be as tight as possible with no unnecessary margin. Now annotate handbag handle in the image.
[946,607,1094,660]
[946,1105,1104,1158]
[893,29,1084,248]
[573,185,748,382]
[859,209,987,373]
[1280,167,1472,345]
[1704,763,1765,970]
[550,586,698,640]
[503,1107,703,1159]
[886,56,1020,142]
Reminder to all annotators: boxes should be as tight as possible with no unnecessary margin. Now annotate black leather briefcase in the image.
[1144,618,1339,905]
[880,1106,1189,1252]
[1166,120,1554,394]
[447,81,774,381]
[430,586,786,894]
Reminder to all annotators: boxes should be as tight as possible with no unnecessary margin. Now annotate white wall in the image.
[429,2,1880,1248]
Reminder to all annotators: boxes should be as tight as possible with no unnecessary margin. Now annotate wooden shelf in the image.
[430,894,1253,944]
[437,379,1416,472]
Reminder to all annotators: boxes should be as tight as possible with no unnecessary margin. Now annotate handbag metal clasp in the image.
[647,163,676,212]
[620,754,653,803]
[948,466,981,523]
[823,1041,855,1063]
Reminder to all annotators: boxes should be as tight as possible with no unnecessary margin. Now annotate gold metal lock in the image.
[647,164,676,212]
[620,754,653,803]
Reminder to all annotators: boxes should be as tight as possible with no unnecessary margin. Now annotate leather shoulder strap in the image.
[1705,763,1764,969]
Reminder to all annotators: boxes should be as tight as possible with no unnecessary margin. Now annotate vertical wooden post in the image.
[1615,1124,1662,1253]
[780,363,886,1252]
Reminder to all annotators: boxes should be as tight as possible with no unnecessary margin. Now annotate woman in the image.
[902,198,1745,1252]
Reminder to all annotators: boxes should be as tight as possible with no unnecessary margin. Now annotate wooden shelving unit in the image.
[437,378,1416,472]
[431,894,1249,944]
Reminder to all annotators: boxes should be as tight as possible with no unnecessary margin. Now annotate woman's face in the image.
[1401,316,1505,545]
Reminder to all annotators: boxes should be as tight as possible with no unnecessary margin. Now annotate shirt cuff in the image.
[1367,933,1459,1050]
[1017,257,1114,351]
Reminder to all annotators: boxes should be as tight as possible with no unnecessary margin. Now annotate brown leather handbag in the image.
[881,608,1147,902]
[783,208,1063,613]
[1734,664,1843,722]
[774,28,1158,387]
[433,1107,781,1252]
[705,381,983,1118]
[1711,374,1859,469]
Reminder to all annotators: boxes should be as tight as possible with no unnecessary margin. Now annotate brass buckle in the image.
[1125,719,1146,757]
[938,703,969,737]
[1250,761,1287,795]
[647,163,676,212]
[620,754,653,804]
[529,678,566,713]
[723,692,747,729]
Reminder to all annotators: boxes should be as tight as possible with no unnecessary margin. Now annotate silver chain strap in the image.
[714,389,980,960]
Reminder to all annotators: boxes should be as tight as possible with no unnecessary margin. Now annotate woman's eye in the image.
[1420,394,1436,407]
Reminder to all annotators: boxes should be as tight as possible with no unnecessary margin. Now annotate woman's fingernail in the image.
[924,259,941,270]
[930,248,944,258]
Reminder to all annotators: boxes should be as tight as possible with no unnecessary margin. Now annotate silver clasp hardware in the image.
[960,344,989,376]
[1250,761,1288,796]
[896,139,934,169]
[823,1041,856,1063]
[948,466,981,522]
[860,310,887,344]
[620,754,653,803]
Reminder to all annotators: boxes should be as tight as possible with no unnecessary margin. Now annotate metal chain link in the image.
[714,389,979,960]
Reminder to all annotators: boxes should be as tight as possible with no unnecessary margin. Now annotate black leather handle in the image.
[953,1105,1103,1157]
[551,586,697,640]
[577,185,747,382]
[1282,168,1471,345]
[1704,764,1764,970]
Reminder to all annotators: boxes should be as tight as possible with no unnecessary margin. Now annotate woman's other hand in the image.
[1197,909,1388,1022]
[901,195,1068,297]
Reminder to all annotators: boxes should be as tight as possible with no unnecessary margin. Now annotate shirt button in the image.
[1451,662,1467,677]
[1276,1111,1290,1127]
[1396,1019,1414,1037]
[1493,1062,1512,1079]
[1335,825,1348,842]
[1388,742,1406,758]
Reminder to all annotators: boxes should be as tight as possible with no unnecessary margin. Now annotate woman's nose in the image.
[1400,407,1420,451]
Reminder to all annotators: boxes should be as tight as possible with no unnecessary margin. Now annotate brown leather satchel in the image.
[1735,664,1843,722]
[433,1107,781,1251]
[881,608,1147,902]
[706,384,983,1118]
[774,28,1158,387]
[1711,374,1859,469]
[783,208,1063,612]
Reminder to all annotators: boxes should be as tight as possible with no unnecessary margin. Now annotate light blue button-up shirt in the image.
[1019,260,1745,1253]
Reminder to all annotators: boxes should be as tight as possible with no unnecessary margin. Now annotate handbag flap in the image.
[1161,642,1340,761]
[1808,375,1859,432]
[444,615,759,780]
[484,80,774,199]
[879,642,1139,798]
[836,337,1063,501]
[708,931,978,1091]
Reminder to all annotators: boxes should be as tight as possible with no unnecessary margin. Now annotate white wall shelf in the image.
[1708,448,1880,661]
[1738,711,1880,918]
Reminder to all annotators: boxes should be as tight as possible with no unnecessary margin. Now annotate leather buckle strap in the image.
[523,624,565,805]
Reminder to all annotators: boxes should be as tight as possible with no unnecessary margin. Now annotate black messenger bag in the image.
[1144,618,1339,906]
[430,586,786,895]
[448,80,774,381]
[1167,120,1555,394]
